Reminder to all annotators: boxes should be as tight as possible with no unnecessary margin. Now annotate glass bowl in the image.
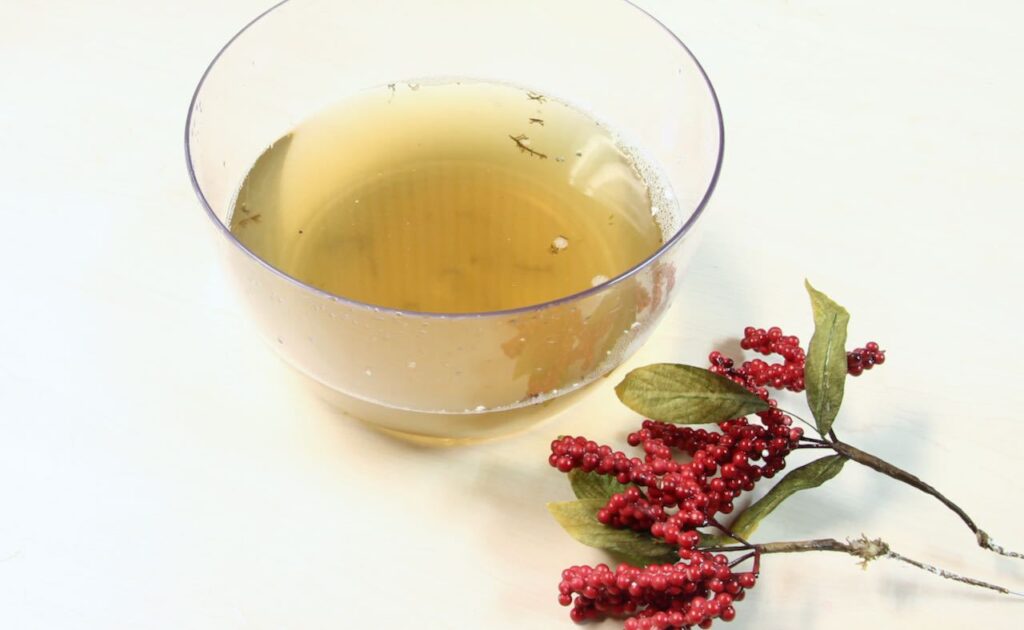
[185,0,723,442]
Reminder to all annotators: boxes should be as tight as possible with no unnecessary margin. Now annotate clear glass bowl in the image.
[185,0,723,441]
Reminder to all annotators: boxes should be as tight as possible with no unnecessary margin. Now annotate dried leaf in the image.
[615,364,769,424]
[805,281,850,435]
[727,455,848,540]
[568,470,630,501]
[547,500,677,566]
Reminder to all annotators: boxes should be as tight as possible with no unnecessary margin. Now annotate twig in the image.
[509,134,548,159]
[702,536,1023,597]
[830,440,1022,560]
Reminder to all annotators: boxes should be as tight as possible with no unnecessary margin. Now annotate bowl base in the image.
[303,376,593,444]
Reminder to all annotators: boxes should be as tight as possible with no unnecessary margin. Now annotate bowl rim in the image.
[184,0,724,320]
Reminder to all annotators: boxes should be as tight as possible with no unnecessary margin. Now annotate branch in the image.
[830,440,1022,560]
[702,536,1023,597]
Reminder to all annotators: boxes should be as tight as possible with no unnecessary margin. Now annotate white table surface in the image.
[3,1,1023,628]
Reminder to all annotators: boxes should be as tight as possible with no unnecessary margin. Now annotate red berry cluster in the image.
[551,408,802,543]
[847,342,885,376]
[709,327,885,393]
[558,552,755,629]
[550,326,884,627]
[736,326,806,392]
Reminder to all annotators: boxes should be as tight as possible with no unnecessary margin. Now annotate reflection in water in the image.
[502,260,677,398]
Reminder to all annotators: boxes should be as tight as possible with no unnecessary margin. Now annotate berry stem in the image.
[704,536,1022,597]
[728,551,757,569]
[708,518,753,548]
[829,440,1023,560]
[798,435,830,446]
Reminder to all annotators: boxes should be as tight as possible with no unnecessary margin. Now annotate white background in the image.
[2,1,1023,628]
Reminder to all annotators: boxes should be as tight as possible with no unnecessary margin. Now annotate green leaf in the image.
[568,470,630,501]
[615,364,770,424]
[547,500,678,566]
[804,281,851,435]
[727,455,848,540]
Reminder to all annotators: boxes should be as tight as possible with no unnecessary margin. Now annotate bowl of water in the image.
[185,0,723,441]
